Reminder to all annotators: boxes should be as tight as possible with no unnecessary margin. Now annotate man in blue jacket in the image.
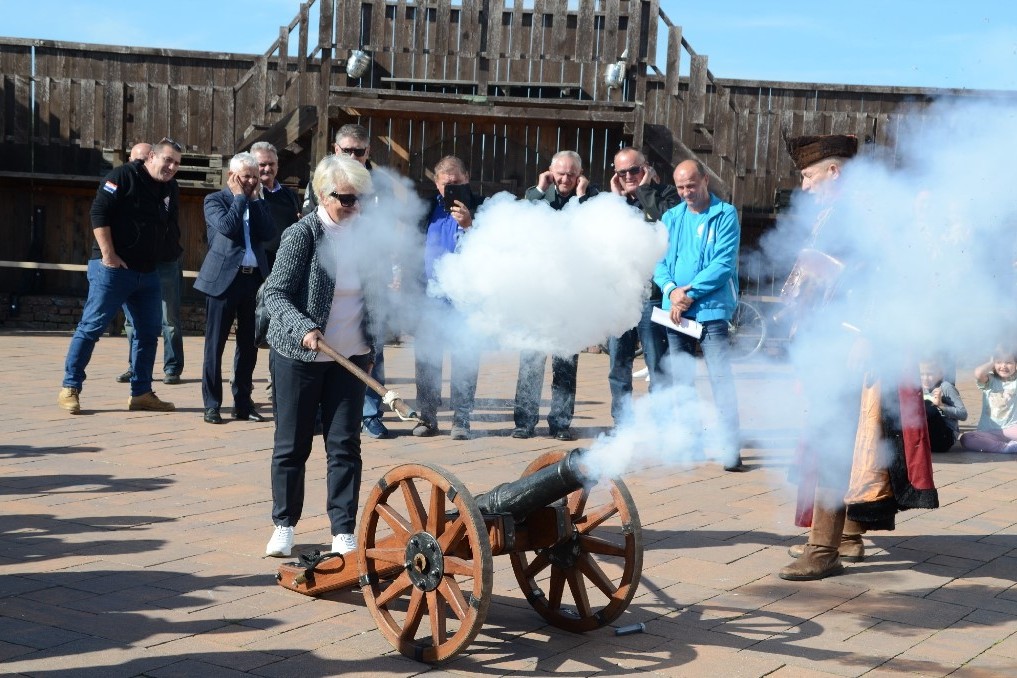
[194,152,274,424]
[654,159,743,471]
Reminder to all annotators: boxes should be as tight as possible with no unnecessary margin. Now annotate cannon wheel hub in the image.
[405,531,445,592]
[542,528,581,570]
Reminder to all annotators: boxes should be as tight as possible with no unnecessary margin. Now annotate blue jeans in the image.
[664,319,741,463]
[413,307,479,428]
[514,351,578,433]
[124,259,184,376]
[362,346,385,420]
[63,260,162,396]
[608,298,669,424]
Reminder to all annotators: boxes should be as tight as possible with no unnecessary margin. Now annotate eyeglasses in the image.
[157,137,182,152]
[329,192,359,208]
[338,146,367,157]
[614,166,644,177]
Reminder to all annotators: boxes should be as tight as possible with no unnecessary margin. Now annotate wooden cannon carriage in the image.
[277,448,643,663]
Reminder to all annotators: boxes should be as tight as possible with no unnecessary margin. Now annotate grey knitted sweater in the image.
[262,212,375,362]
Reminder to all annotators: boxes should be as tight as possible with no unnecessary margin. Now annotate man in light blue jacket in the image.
[653,159,743,471]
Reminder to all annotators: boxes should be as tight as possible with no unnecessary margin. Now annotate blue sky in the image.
[1,0,1014,90]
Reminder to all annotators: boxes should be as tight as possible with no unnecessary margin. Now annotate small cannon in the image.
[276,448,643,663]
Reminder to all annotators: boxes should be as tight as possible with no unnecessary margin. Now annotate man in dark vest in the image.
[59,138,182,414]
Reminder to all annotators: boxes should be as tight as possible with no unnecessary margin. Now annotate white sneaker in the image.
[632,367,649,379]
[331,532,357,555]
[265,525,294,557]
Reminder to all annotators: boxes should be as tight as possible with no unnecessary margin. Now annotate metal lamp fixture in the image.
[346,49,371,79]
[604,49,628,89]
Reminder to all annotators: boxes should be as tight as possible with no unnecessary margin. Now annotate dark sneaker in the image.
[450,424,470,441]
[116,369,133,383]
[412,422,438,437]
[723,457,746,472]
[204,407,223,424]
[511,427,534,439]
[162,374,181,385]
[362,417,392,439]
[551,428,577,442]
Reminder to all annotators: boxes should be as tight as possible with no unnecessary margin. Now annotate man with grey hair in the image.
[512,150,599,441]
[251,141,300,270]
[606,146,680,426]
[413,155,485,440]
[194,152,274,424]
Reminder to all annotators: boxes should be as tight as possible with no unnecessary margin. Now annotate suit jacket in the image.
[194,188,274,297]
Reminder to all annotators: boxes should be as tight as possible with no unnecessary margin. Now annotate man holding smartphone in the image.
[413,155,485,440]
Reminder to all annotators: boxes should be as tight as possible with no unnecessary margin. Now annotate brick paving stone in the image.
[4,334,1017,676]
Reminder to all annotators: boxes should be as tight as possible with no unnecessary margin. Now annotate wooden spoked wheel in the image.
[357,463,493,663]
[509,450,642,633]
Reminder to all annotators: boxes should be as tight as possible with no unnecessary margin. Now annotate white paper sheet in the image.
[650,306,704,339]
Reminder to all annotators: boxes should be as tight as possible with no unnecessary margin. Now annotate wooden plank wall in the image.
[639,77,949,212]
[0,41,255,175]
[0,177,213,297]
[343,112,625,197]
[338,0,637,101]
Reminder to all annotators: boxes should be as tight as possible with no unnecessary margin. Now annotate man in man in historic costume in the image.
[778,133,938,581]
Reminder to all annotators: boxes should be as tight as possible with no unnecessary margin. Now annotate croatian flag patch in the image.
[103,180,117,194]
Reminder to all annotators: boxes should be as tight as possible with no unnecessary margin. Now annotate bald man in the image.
[129,142,152,161]
[653,159,743,471]
[115,141,186,386]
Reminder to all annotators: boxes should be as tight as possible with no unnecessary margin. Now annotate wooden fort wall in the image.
[1,0,1012,303]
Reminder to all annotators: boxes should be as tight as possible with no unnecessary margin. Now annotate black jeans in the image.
[269,350,369,535]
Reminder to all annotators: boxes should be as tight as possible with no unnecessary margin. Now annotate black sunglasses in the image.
[614,166,644,177]
[338,146,367,158]
[329,192,359,208]
[158,137,182,152]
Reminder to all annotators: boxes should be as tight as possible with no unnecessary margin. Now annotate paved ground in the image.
[2,331,1016,677]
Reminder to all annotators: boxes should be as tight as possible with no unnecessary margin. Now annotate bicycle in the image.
[728,298,767,361]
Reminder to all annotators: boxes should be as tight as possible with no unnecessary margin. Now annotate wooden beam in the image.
[665,25,681,98]
[329,90,635,125]
[689,54,708,125]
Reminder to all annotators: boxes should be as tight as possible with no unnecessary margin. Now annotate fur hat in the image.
[785,134,858,171]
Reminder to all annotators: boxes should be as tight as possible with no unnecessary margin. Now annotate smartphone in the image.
[443,183,473,213]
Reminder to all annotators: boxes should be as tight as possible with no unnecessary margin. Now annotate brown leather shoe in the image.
[128,391,175,412]
[58,387,81,414]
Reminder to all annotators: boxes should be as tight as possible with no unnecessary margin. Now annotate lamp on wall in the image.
[604,49,628,89]
[346,49,371,79]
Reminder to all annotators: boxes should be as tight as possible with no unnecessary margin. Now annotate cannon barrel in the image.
[476,448,593,519]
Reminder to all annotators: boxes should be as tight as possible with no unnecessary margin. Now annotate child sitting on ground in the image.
[920,359,967,453]
[959,347,1017,453]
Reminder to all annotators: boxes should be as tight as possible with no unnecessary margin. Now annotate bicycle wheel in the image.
[728,299,766,361]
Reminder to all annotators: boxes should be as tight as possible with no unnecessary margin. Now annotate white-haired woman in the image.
[262,154,375,557]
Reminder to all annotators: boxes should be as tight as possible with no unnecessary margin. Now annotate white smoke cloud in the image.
[583,97,1017,485]
[431,191,668,355]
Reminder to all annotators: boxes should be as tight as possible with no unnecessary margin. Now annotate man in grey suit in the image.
[195,152,274,424]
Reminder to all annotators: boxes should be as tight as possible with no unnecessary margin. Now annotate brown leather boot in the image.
[779,505,846,581]
[839,519,866,562]
[787,530,865,562]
